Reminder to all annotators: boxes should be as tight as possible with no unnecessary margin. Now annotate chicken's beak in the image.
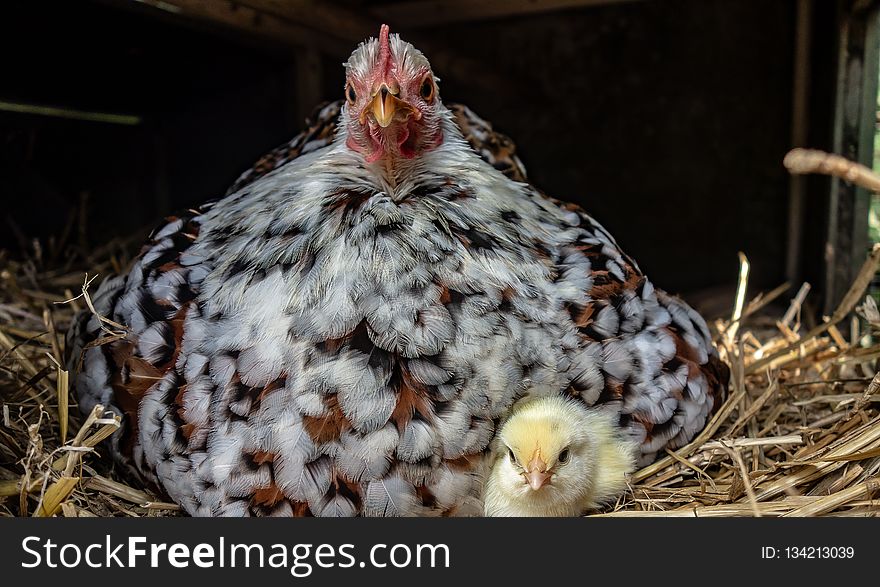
[525,454,551,491]
[367,84,415,128]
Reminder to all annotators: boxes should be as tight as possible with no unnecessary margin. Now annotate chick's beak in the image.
[367,84,416,128]
[525,454,551,491]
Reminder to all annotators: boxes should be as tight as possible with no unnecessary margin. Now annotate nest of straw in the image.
[0,236,181,517]
[598,246,880,517]
[2,149,879,518]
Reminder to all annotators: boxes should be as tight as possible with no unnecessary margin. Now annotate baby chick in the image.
[484,395,638,517]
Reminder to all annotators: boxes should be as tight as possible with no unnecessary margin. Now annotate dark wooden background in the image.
[0,0,854,312]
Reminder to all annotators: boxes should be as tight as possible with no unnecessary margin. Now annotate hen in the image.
[68,25,728,516]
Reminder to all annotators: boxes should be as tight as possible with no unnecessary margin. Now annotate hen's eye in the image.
[346,83,357,104]
[508,448,517,464]
[420,77,434,101]
[558,449,570,464]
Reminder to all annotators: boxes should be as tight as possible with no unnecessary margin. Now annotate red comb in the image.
[378,24,392,75]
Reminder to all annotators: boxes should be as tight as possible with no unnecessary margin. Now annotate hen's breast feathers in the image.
[68,105,728,516]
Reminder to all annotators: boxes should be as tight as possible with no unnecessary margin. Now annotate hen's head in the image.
[342,24,444,163]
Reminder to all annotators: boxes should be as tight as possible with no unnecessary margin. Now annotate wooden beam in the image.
[237,0,375,42]
[785,0,813,286]
[0,99,141,125]
[824,0,880,313]
[235,0,517,93]
[372,0,647,28]
[116,0,523,105]
[293,46,324,124]
[121,0,351,55]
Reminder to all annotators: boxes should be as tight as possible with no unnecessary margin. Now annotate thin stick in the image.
[663,448,716,490]
[784,148,880,192]
[56,274,128,334]
[727,380,780,437]
[853,371,880,413]
[726,252,750,344]
[781,282,811,329]
[783,477,879,517]
[701,434,803,451]
[794,393,880,406]
[743,282,792,320]
[717,441,762,517]
[42,308,63,367]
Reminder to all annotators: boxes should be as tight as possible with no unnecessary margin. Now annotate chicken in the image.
[484,395,637,516]
[67,25,728,517]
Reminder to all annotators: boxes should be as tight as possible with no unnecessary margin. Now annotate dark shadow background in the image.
[0,0,840,305]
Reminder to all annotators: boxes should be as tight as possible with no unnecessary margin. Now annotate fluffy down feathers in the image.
[484,395,638,516]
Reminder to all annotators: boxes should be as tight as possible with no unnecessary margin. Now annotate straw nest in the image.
[1,149,879,518]
[0,233,182,517]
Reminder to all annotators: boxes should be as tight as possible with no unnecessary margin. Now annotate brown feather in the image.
[252,483,285,507]
[303,394,351,444]
[390,363,434,430]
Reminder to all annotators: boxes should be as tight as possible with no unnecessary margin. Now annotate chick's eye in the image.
[346,83,357,104]
[420,77,434,101]
[558,449,570,464]
[508,448,517,464]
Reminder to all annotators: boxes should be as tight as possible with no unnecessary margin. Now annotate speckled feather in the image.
[68,35,727,517]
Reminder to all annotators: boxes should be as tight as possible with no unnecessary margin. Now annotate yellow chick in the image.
[484,395,638,517]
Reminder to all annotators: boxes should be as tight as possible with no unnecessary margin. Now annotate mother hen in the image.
[68,25,728,516]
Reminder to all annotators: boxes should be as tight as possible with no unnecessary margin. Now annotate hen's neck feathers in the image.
[332,101,491,195]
